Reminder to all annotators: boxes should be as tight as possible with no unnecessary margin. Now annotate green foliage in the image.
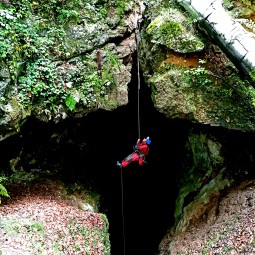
[183,59,255,115]
[0,1,68,82]
[1,0,121,114]
[65,95,76,111]
[238,0,255,11]
[0,176,9,199]
[57,9,79,24]
[31,0,78,21]
[183,59,213,89]
[227,73,255,111]
[115,0,129,17]
[18,50,120,112]
[8,168,44,185]
[18,59,65,109]
[0,5,65,60]
[250,69,255,82]
[31,0,109,23]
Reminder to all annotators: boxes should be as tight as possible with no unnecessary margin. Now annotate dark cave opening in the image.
[1,64,255,254]
[9,66,190,255]
[52,68,191,255]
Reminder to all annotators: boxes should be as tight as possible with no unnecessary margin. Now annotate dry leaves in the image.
[0,180,110,255]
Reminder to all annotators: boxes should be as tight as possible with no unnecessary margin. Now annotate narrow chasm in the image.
[0,66,190,255]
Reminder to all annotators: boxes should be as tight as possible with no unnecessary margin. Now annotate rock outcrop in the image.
[0,0,143,140]
[139,0,255,131]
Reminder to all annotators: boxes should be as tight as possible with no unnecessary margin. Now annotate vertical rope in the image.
[119,17,142,255]
[120,169,126,255]
[136,22,141,139]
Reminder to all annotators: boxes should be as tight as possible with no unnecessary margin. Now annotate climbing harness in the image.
[124,152,137,162]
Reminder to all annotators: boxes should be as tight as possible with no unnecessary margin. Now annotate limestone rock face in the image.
[139,1,255,131]
[0,0,142,139]
[147,69,255,131]
[0,96,29,141]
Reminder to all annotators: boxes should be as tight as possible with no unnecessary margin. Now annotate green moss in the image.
[183,60,214,89]
[174,177,201,222]
[146,8,204,53]
[147,16,182,37]
[0,176,9,203]
[249,69,255,82]
[115,0,129,17]
[174,133,225,223]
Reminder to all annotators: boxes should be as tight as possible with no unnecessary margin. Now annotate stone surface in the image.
[159,180,255,255]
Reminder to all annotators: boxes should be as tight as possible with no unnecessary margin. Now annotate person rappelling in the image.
[116,137,151,168]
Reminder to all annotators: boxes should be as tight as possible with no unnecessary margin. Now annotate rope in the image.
[120,168,126,255]
[119,18,142,255]
[136,22,141,139]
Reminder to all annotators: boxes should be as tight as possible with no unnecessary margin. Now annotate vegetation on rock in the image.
[146,8,204,53]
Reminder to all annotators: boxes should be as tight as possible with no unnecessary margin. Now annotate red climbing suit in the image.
[121,139,149,168]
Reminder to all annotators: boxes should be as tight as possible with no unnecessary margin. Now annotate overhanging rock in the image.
[177,0,255,85]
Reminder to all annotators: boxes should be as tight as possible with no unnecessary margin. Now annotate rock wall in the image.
[0,0,143,140]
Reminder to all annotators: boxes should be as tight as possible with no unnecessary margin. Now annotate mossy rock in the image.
[146,8,205,53]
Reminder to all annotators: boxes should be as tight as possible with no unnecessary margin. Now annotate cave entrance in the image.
[1,61,191,255]
[52,65,190,254]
